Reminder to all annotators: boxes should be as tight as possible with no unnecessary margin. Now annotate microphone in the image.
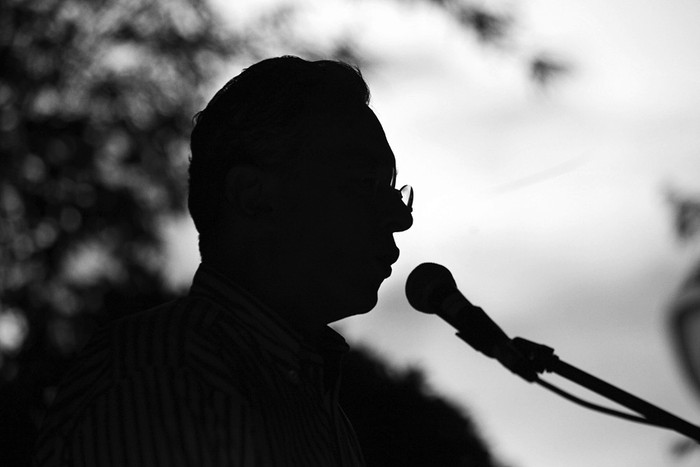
[406,264,700,442]
[406,262,537,381]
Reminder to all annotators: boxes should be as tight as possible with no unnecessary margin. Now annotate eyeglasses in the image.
[388,168,414,211]
[388,166,414,211]
[350,168,414,211]
[399,184,414,211]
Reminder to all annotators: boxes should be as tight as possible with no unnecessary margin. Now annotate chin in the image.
[349,292,380,316]
[330,292,378,324]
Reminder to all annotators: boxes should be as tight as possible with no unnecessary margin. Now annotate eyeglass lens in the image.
[400,185,414,210]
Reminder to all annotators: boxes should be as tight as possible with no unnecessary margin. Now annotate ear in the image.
[224,165,276,218]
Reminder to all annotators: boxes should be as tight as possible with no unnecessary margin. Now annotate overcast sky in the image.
[165,0,700,465]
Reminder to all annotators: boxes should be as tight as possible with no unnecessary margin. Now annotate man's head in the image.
[188,56,412,334]
[189,56,371,239]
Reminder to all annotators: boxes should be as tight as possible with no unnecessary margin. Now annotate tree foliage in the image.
[342,346,507,467]
[0,0,243,381]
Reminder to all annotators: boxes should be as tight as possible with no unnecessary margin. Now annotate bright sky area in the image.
[163,0,700,465]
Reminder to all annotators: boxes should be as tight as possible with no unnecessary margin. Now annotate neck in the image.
[201,258,328,342]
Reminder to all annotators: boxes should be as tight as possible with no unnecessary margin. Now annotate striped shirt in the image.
[33,264,366,467]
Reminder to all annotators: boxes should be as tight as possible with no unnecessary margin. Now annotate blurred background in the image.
[3,0,700,466]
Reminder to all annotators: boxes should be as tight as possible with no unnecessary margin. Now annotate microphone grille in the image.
[405,262,457,314]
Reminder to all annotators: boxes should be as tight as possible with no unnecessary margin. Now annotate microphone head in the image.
[405,262,457,314]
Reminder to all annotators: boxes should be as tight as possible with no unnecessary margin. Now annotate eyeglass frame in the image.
[385,167,414,211]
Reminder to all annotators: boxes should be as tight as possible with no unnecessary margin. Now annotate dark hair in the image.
[188,55,371,242]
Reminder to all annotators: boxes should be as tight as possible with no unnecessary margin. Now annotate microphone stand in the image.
[510,337,700,443]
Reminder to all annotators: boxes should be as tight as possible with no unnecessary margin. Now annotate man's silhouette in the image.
[33,56,413,466]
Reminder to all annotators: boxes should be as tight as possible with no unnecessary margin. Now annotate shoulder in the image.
[104,296,222,375]
[33,298,261,467]
[50,296,227,404]
[99,296,260,395]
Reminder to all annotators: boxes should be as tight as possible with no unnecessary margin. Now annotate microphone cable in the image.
[533,376,659,427]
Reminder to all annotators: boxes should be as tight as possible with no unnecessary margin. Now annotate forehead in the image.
[303,107,396,176]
